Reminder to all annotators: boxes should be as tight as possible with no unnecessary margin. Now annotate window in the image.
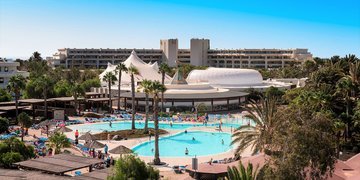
[0,78,3,83]
[4,67,8,72]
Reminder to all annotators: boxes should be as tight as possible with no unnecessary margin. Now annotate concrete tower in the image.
[160,39,178,67]
[190,38,210,66]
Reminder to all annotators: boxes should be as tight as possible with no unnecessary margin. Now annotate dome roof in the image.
[186,67,263,86]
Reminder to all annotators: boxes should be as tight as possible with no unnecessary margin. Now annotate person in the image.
[185,148,189,155]
[92,149,96,158]
[46,125,49,137]
[98,150,102,159]
[106,156,111,167]
[104,144,108,154]
[149,133,151,141]
[109,121,112,128]
[107,133,111,143]
[48,148,53,156]
[75,130,79,139]
[110,156,114,166]
[192,137,195,141]
[151,148,154,153]
[209,158,213,165]
[222,139,224,145]
[170,121,173,127]
[185,130,188,134]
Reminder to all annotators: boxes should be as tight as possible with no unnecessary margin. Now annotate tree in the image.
[227,162,258,180]
[54,80,71,97]
[231,95,278,155]
[17,112,32,141]
[115,62,128,111]
[81,78,101,92]
[147,80,166,165]
[102,72,117,113]
[128,65,139,130]
[0,88,11,102]
[7,74,26,117]
[0,137,34,163]
[263,106,337,179]
[0,117,9,134]
[138,79,152,134]
[107,155,159,180]
[158,63,171,112]
[69,82,85,115]
[48,132,71,154]
[34,75,53,119]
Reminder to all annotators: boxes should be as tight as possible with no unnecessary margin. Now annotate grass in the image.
[93,128,168,140]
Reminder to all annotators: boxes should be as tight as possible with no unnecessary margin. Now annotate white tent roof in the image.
[99,50,170,86]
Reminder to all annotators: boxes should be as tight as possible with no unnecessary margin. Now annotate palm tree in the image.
[48,132,71,154]
[115,63,128,111]
[102,72,117,113]
[17,112,32,141]
[147,80,166,165]
[7,74,26,117]
[69,82,85,115]
[35,75,53,119]
[158,63,171,112]
[349,61,360,99]
[128,65,140,130]
[227,161,259,180]
[231,95,278,155]
[138,79,152,134]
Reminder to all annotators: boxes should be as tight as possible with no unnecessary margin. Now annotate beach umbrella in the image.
[109,145,133,154]
[78,132,97,141]
[54,126,73,133]
[83,140,105,149]
[38,120,57,127]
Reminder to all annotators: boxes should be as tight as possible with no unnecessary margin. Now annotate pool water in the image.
[132,131,233,157]
[69,120,251,133]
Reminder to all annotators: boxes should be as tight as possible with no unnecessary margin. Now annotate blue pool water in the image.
[70,120,251,133]
[132,131,233,157]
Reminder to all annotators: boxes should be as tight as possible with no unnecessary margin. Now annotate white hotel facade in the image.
[50,39,313,69]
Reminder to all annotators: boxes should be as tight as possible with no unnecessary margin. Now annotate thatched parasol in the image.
[83,140,105,149]
[109,145,133,154]
[78,132,97,141]
[38,120,57,127]
[54,126,73,133]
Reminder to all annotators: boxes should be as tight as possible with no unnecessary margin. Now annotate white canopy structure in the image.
[187,67,292,90]
[99,50,170,88]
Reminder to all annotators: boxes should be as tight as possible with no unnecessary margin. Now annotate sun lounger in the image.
[173,166,183,174]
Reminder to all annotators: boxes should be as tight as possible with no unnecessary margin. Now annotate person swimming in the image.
[185,148,189,155]
[109,121,112,128]
[222,139,224,145]
[192,137,195,141]
[185,130,188,134]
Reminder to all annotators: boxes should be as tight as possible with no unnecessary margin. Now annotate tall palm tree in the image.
[7,74,26,117]
[17,112,32,142]
[128,65,140,130]
[115,62,128,111]
[231,95,278,155]
[147,80,166,165]
[227,161,259,180]
[349,61,360,99]
[35,75,53,119]
[138,79,152,134]
[158,63,171,112]
[102,72,117,113]
[69,82,85,115]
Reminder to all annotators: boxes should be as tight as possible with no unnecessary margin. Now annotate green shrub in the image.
[0,117,9,134]
[0,152,23,168]
[107,155,159,180]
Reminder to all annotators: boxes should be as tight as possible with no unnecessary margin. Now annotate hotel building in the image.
[50,39,312,69]
[0,58,29,88]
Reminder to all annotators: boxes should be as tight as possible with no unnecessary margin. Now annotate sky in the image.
[0,0,359,59]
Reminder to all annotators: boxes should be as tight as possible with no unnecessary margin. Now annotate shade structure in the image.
[84,140,105,149]
[38,120,57,127]
[109,145,133,154]
[54,126,73,133]
[78,132,97,141]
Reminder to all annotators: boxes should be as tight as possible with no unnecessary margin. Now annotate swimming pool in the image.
[132,131,233,157]
[69,119,253,133]
[70,121,206,133]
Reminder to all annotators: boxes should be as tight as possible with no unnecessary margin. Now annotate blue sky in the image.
[0,0,359,59]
